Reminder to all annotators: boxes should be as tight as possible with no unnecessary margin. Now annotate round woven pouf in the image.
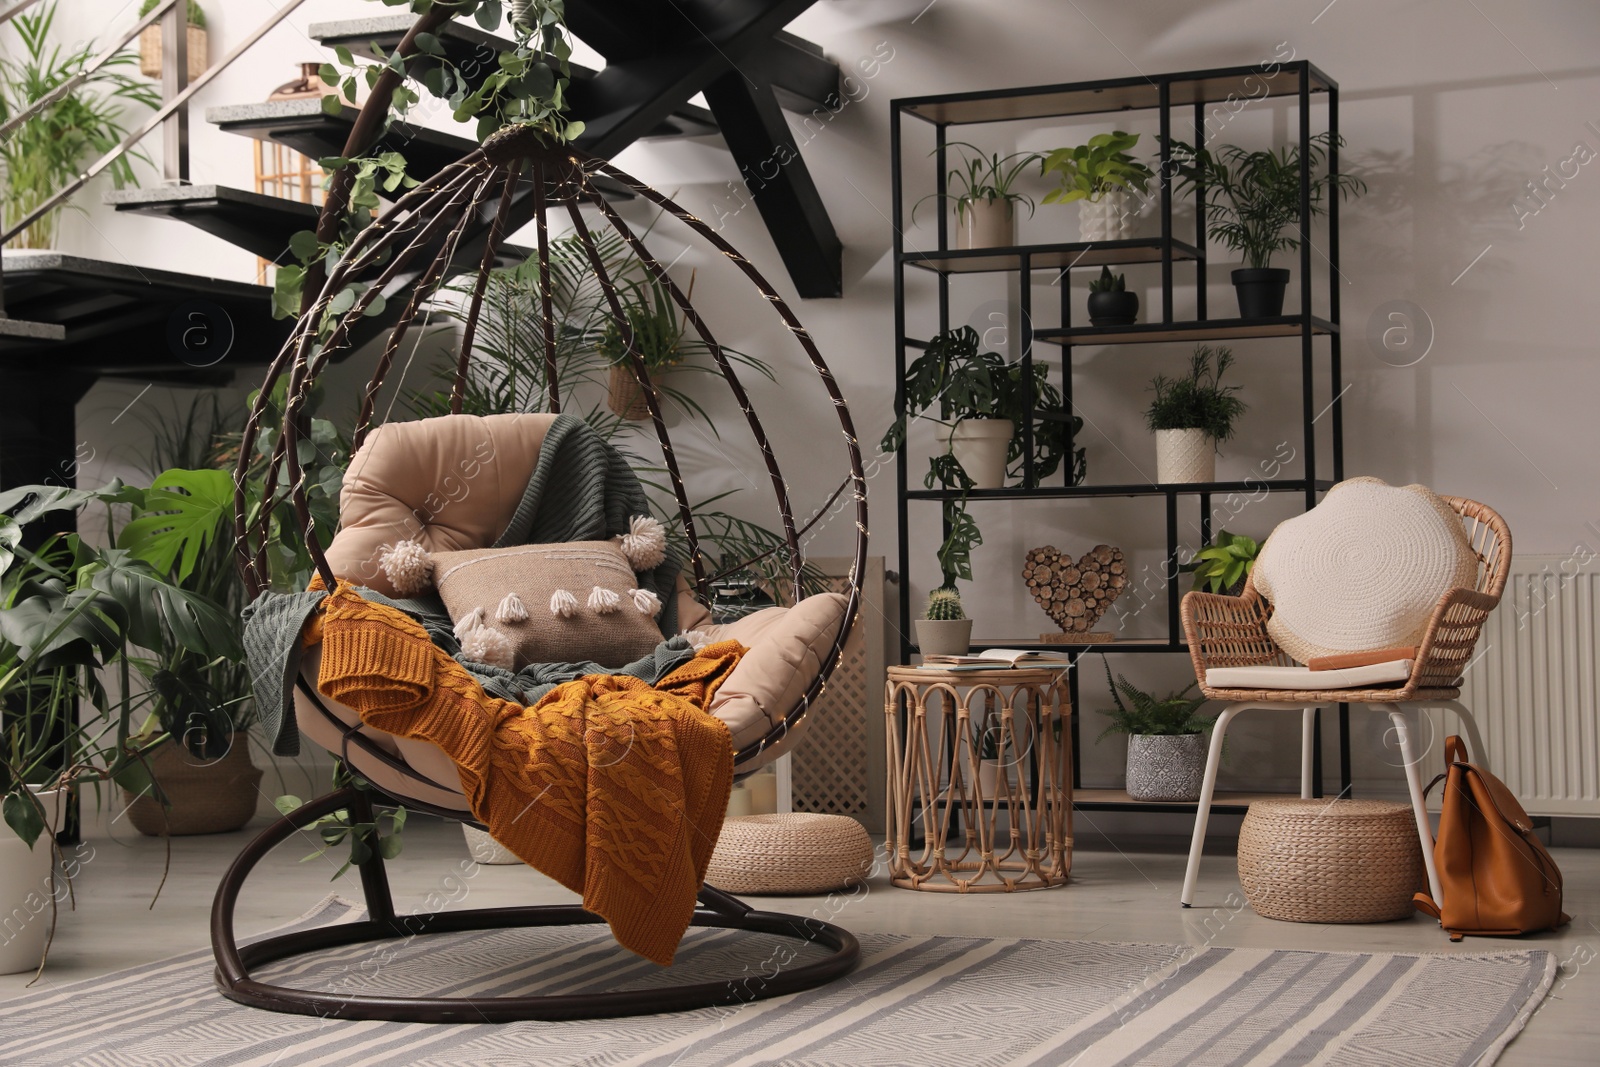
[707,814,874,895]
[1238,798,1424,923]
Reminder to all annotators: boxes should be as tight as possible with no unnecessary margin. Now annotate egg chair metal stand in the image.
[213,47,869,1021]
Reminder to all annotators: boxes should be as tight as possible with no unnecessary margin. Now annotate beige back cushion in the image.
[1252,477,1477,664]
[434,541,665,669]
[326,413,557,596]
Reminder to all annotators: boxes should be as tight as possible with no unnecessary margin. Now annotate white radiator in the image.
[1452,555,1600,817]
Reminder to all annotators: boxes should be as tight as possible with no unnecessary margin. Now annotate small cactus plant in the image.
[925,587,967,621]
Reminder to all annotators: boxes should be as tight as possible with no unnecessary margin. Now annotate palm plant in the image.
[0,2,159,248]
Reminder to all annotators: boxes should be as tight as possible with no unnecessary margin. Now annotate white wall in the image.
[48,0,1600,804]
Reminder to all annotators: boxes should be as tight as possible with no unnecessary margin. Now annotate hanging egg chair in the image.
[213,69,868,1022]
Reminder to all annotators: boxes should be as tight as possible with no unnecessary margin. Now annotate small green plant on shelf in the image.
[914,142,1041,227]
[1165,132,1364,271]
[881,325,1085,586]
[924,587,966,621]
[1145,345,1248,444]
[1096,665,1213,740]
[1088,266,1125,293]
[1181,530,1261,594]
[1086,265,1138,327]
[1040,131,1154,204]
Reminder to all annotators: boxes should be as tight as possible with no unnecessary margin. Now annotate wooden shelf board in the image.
[1074,788,1294,812]
[902,239,1201,275]
[904,479,1329,502]
[1037,316,1337,347]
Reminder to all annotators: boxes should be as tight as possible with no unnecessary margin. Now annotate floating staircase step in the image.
[106,185,319,264]
[309,13,718,140]
[0,317,66,345]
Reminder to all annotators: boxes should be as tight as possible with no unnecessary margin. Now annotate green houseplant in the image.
[1041,131,1154,242]
[1166,133,1365,318]
[916,143,1041,250]
[0,2,159,249]
[1097,660,1213,802]
[1145,345,1247,484]
[880,324,1085,587]
[1086,265,1137,327]
[1182,530,1261,595]
[915,586,971,657]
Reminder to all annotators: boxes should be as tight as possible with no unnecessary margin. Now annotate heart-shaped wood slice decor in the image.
[1022,544,1128,636]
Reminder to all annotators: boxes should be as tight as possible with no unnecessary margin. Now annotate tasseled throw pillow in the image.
[428,541,666,670]
[1250,477,1478,664]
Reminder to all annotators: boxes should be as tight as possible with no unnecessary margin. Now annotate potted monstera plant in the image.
[1042,131,1154,242]
[1167,133,1364,318]
[1097,662,1214,802]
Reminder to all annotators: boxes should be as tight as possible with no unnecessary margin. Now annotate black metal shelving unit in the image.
[890,62,1349,814]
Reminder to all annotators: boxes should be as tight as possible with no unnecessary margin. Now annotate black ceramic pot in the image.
[1087,289,1139,327]
[1231,268,1290,318]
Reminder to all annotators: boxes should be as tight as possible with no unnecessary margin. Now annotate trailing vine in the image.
[272,0,584,321]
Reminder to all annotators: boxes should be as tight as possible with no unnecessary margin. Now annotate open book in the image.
[920,649,1073,670]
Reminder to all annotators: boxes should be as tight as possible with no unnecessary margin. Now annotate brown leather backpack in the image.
[1413,735,1570,941]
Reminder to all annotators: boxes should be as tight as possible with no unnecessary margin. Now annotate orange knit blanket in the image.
[313,584,739,966]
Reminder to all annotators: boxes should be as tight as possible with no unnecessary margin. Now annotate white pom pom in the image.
[681,629,712,651]
[550,588,579,618]
[378,540,433,596]
[495,591,528,624]
[452,606,487,642]
[628,587,662,616]
[614,515,667,571]
[587,585,622,614]
[458,626,514,670]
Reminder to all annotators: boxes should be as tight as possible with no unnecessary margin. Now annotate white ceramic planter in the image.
[0,789,64,975]
[976,758,1016,800]
[462,824,521,865]
[948,417,1013,489]
[1155,428,1216,484]
[1125,733,1208,802]
[1078,188,1134,242]
[956,199,1014,249]
[914,618,972,657]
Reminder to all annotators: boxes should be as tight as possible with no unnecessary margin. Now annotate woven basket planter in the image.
[607,363,654,421]
[124,734,262,836]
[139,24,208,82]
[707,813,873,895]
[1238,798,1424,923]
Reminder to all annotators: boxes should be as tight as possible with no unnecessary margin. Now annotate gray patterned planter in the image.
[1125,732,1207,802]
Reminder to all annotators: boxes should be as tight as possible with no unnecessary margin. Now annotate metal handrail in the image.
[0,0,312,247]
[0,0,46,29]
[0,0,178,142]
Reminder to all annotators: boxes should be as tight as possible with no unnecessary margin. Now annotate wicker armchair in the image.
[1178,496,1512,909]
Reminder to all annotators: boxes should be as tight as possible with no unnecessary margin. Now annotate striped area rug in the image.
[0,898,1551,1066]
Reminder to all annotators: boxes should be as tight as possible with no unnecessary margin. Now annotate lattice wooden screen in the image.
[787,557,889,832]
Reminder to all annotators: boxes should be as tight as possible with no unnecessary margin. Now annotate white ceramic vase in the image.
[1078,188,1134,242]
[1155,428,1215,484]
[914,618,973,657]
[956,199,1014,249]
[1125,734,1208,802]
[948,417,1013,489]
[0,789,64,975]
[462,824,521,865]
[976,758,1016,800]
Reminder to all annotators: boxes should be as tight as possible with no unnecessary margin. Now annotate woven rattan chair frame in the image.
[1176,496,1512,911]
[217,17,866,1020]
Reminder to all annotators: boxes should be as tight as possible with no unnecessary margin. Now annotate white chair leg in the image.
[1439,699,1490,769]
[1181,704,1241,907]
[1386,705,1443,905]
[1300,707,1317,799]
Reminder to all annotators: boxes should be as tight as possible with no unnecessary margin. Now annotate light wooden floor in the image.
[3,817,1595,1065]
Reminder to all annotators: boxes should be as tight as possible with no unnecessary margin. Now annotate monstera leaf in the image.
[85,549,240,658]
[118,468,234,583]
[0,480,142,527]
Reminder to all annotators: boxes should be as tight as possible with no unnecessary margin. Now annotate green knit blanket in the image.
[244,413,684,756]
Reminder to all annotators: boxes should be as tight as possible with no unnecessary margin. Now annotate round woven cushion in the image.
[1238,798,1424,923]
[706,813,873,895]
[1251,477,1477,664]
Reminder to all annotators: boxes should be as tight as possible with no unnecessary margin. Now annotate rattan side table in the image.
[885,666,1072,892]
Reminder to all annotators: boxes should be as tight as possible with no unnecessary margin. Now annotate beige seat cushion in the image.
[1205,660,1413,691]
[1251,477,1477,664]
[326,413,557,597]
[434,541,666,669]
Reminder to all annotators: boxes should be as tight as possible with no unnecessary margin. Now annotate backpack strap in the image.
[1445,734,1470,765]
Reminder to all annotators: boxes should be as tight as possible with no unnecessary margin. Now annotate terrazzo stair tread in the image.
[0,316,66,342]
[106,185,319,263]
